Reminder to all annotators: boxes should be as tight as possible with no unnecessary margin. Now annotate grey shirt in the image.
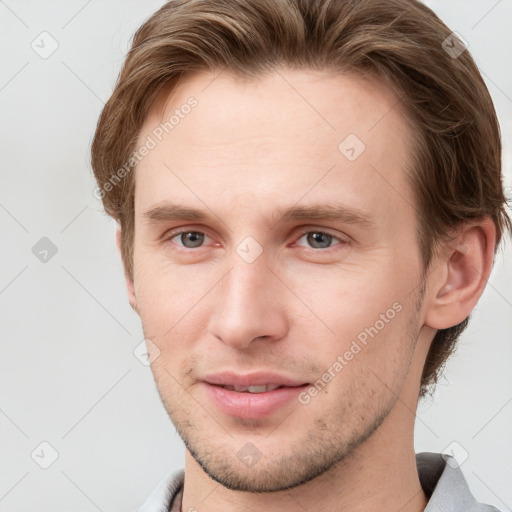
[136,452,501,512]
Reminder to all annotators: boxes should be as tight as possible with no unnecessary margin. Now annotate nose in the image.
[206,255,288,350]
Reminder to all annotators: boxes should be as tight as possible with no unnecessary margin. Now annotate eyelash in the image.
[163,228,348,252]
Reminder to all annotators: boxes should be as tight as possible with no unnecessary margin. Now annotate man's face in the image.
[129,69,429,491]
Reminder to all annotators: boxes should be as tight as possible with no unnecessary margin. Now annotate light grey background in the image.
[0,1,510,511]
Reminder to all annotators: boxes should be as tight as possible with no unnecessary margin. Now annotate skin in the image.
[117,68,495,512]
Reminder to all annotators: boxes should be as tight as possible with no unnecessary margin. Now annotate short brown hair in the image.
[91,0,511,397]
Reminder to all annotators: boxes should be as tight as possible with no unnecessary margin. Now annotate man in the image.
[91,0,510,510]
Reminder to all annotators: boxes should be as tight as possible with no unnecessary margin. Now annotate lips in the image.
[202,372,309,419]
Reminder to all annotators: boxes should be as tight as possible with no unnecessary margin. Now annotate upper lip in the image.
[203,372,308,387]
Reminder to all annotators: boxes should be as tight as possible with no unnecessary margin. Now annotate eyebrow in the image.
[143,201,375,228]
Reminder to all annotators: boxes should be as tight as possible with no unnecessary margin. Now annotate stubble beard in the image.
[151,287,425,493]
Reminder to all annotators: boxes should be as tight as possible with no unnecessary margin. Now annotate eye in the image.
[167,230,210,248]
[295,230,346,250]
[163,228,347,252]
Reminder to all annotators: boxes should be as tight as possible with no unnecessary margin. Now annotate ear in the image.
[424,218,496,329]
[115,224,138,314]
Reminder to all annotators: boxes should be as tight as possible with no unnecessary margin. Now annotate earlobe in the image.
[115,226,139,314]
[125,273,138,314]
[424,218,496,330]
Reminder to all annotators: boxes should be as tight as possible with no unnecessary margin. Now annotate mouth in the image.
[216,384,287,393]
[201,372,310,419]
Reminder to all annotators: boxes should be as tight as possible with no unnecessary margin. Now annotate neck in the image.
[180,403,428,512]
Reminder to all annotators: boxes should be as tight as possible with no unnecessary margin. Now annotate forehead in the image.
[134,68,416,228]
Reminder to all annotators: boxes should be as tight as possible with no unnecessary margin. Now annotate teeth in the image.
[223,384,281,393]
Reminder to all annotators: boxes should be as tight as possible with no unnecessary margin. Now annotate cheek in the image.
[301,302,417,425]
[132,250,206,332]
[296,265,417,381]
[295,266,404,340]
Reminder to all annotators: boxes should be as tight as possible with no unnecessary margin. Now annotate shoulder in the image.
[416,452,502,512]
[135,469,184,512]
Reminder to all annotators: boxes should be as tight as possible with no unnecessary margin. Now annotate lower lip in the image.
[202,383,309,420]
